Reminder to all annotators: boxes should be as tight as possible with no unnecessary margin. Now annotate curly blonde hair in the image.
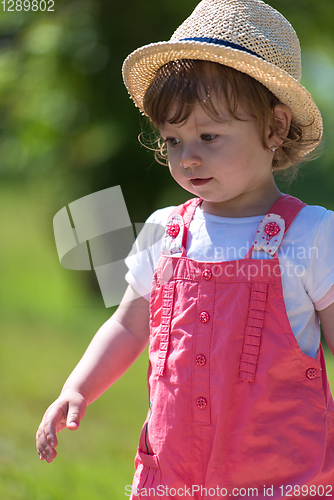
[141,60,321,179]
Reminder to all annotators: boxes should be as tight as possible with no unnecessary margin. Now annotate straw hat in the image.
[122,0,322,151]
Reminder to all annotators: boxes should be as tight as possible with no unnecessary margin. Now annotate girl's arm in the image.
[318,302,334,355]
[36,285,149,463]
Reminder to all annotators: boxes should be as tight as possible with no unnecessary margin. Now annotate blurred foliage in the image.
[0,0,333,223]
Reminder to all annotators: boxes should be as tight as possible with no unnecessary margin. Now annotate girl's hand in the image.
[36,390,87,463]
[36,285,149,464]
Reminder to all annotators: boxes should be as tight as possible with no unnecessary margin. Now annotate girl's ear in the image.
[268,104,292,145]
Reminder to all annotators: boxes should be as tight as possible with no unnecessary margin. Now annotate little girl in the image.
[36,0,334,498]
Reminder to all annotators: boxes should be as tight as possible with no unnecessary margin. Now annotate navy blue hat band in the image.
[179,37,264,61]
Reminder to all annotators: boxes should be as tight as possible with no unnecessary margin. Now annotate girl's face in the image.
[158,98,279,217]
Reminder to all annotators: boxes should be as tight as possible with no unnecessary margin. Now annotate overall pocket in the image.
[131,450,162,499]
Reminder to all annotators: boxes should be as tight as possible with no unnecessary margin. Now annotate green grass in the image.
[0,313,149,500]
[0,181,149,499]
[1,180,334,500]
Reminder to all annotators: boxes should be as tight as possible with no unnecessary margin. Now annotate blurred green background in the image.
[0,0,333,499]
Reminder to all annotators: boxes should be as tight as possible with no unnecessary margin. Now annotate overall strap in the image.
[240,194,306,382]
[268,194,306,234]
[163,197,202,257]
[156,197,201,377]
[245,194,306,259]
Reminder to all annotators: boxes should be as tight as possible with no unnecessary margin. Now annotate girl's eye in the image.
[201,134,216,141]
[165,137,180,146]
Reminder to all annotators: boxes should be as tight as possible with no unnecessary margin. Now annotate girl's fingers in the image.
[36,424,58,463]
[39,444,57,463]
[36,434,52,462]
[44,406,66,447]
[67,420,79,430]
[66,401,84,430]
[36,425,53,460]
[36,405,66,460]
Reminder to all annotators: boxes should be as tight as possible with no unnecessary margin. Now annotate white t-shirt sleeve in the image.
[305,209,334,305]
[124,207,174,299]
[314,285,334,311]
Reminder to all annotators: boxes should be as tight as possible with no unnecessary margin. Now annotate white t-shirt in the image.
[125,204,334,358]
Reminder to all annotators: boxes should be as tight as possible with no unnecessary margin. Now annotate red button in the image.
[199,311,210,323]
[264,221,280,239]
[202,269,212,281]
[167,223,180,238]
[196,354,206,366]
[306,368,317,380]
[196,397,207,409]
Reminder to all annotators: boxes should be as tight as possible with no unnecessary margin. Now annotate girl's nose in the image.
[180,148,202,169]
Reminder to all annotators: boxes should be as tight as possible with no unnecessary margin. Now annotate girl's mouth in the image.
[189,178,213,186]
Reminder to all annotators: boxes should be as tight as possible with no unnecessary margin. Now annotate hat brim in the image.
[122,40,322,153]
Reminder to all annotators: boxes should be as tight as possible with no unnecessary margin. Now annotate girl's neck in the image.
[201,181,282,218]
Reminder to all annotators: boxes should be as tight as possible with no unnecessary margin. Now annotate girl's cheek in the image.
[167,148,177,162]
[167,155,179,173]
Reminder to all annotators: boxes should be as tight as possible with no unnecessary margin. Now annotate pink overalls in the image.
[130,195,334,499]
